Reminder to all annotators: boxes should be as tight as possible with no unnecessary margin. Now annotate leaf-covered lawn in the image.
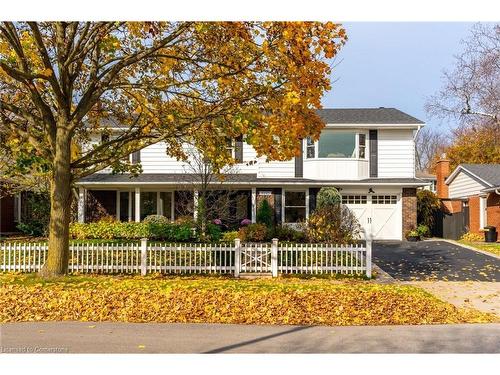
[459,241,500,257]
[0,274,496,325]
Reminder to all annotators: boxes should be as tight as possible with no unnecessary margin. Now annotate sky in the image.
[322,22,476,133]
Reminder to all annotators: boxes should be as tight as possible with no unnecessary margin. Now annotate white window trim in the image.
[282,188,308,224]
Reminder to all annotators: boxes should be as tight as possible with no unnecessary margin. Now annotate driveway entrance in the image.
[373,240,500,281]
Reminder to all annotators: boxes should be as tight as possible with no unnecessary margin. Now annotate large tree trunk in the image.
[40,130,72,277]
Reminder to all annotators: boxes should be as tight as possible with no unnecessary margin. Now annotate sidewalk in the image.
[1,322,499,353]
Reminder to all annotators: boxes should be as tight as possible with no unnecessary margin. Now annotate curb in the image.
[424,238,500,260]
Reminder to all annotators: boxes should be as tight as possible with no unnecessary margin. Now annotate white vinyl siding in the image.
[377,129,415,178]
[448,171,488,199]
[257,160,295,178]
[88,126,417,180]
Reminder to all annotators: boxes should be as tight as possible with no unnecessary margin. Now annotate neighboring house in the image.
[75,107,427,240]
[435,157,500,236]
[416,171,437,193]
[0,183,21,235]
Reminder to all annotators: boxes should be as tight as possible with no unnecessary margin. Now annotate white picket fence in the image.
[0,238,372,277]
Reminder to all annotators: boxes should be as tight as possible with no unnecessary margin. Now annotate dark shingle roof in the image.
[461,164,500,187]
[316,108,424,124]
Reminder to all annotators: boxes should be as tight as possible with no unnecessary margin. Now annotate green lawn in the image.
[0,273,496,325]
[459,241,500,257]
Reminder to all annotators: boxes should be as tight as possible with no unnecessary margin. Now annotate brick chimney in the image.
[435,153,450,199]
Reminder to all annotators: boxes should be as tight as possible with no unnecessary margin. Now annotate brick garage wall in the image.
[468,195,481,233]
[487,192,500,234]
[402,188,417,238]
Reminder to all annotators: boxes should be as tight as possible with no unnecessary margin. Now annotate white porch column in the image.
[135,187,141,222]
[116,191,120,221]
[193,190,199,220]
[251,188,257,223]
[128,191,132,222]
[77,188,85,223]
[17,193,22,223]
[305,188,310,220]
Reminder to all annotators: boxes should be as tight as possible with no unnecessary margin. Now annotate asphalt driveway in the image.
[373,240,500,281]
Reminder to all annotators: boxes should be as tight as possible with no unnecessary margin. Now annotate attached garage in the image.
[342,192,403,240]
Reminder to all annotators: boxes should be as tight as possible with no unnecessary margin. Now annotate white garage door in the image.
[342,194,402,240]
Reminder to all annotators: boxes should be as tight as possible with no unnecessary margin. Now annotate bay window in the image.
[358,133,366,159]
[306,137,315,158]
[284,191,306,223]
[306,130,368,159]
[318,131,356,158]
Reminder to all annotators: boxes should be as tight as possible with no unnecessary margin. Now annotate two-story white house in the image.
[75,107,427,240]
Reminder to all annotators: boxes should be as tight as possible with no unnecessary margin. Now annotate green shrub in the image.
[238,223,268,242]
[316,187,341,210]
[16,192,51,237]
[221,231,239,243]
[256,199,273,229]
[143,215,170,224]
[69,219,196,242]
[205,223,222,242]
[306,205,360,243]
[273,225,306,242]
[417,224,430,238]
[417,190,440,229]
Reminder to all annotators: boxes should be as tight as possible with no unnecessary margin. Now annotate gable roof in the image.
[316,108,424,124]
[445,164,500,188]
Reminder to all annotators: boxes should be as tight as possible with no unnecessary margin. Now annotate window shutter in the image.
[235,136,243,163]
[131,150,141,164]
[308,187,320,213]
[369,130,378,177]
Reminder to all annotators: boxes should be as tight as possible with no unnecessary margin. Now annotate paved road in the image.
[373,240,500,281]
[1,322,499,353]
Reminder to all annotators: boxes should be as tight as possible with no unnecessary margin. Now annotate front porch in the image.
[76,185,316,228]
[77,187,256,228]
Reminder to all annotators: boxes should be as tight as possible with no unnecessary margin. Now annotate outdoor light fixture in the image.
[368,188,375,194]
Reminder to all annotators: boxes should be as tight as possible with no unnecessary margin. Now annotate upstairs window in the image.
[306,137,315,158]
[225,138,235,159]
[318,131,356,158]
[358,134,366,159]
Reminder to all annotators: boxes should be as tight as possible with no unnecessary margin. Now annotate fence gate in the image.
[239,243,272,274]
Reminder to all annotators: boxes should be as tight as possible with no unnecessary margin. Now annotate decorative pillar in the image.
[135,187,141,222]
[77,188,85,223]
[251,188,257,223]
[193,190,199,220]
[116,191,120,221]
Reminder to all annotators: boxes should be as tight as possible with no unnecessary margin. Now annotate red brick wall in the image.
[402,188,417,237]
[487,192,500,234]
[468,196,481,233]
[441,199,462,214]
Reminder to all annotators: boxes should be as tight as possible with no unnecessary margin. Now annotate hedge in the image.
[70,221,196,242]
